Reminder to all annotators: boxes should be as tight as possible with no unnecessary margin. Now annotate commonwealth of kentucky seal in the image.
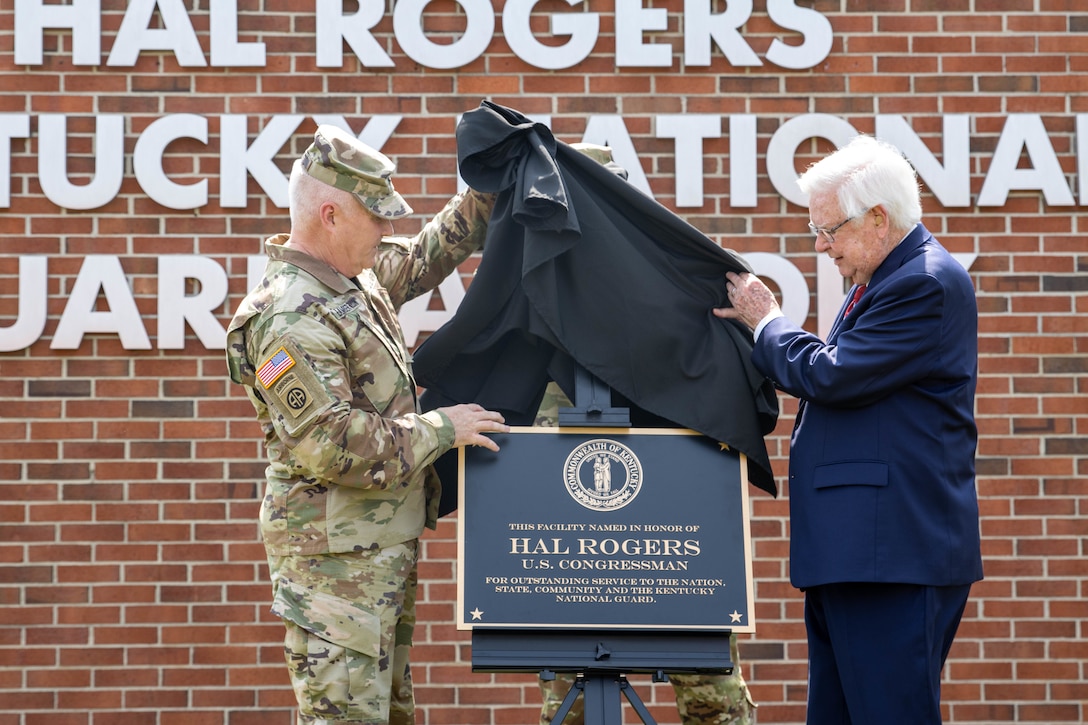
[563,439,643,511]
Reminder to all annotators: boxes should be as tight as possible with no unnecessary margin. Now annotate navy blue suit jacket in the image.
[754,224,984,589]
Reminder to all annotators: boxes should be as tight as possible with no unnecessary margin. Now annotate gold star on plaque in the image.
[718,442,731,452]
[470,608,484,621]
[729,610,743,623]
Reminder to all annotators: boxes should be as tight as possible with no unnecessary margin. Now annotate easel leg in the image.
[549,674,584,724]
[582,674,625,725]
[619,676,658,725]
[552,673,657,725]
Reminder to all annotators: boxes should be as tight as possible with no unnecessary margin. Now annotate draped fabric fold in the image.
[415,101,779,499]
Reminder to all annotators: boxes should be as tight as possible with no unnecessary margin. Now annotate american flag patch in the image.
[256,347,295,388]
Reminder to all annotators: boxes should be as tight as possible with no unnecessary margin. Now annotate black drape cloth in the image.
[415,101,779,502]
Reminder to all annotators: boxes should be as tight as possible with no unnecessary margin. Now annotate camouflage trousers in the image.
[268,541,420,725]
[539,633,754,725]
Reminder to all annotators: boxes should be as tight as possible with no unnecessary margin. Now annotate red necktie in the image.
[845,284,866,316]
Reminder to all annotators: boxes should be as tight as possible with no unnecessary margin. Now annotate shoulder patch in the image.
[256,346,296,388]
[261,339,334,435]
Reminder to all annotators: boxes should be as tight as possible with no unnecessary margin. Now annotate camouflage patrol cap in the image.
[570,143,614,165]
[301,125,413,218]
[571,142,628,180]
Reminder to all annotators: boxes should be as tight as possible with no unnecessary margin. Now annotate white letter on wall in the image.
[1078,114,1088,205]
[683,0,759,67]
[657,114,720,207]
[978,114,1075,206]
[0,256,48,352]
[247,255,268,292]
[52,256,152,350]
[616,0,670,67]
[816,255,847,339]
[0,114,31,207]
[211,0,266,66]
[765,114,858,207]
[315,0,394,68]
[581,115,651,195]
[14,0,101,65]
[107,0,206,66]
[393,0,494,69]
[220,114,304,208]
[38,114,124,211]
[133,114,209,210]
[765,0,832,70]
[729,114,758,207]
[157,256,229,349]
[876,114,971,207]
[503,0,599,70]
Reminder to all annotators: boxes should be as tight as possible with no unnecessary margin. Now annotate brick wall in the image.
[2,1,1086,724]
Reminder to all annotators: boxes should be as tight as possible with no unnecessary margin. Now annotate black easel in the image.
[558,366,631,428]
[470,367,734,724]
[471,628,734,725]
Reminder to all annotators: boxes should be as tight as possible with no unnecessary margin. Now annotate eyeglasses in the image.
[808,209,867,244]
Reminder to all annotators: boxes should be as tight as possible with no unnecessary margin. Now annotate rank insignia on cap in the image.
[256,347,295,389]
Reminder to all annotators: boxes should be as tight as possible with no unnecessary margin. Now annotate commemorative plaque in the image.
[457,427,754,632]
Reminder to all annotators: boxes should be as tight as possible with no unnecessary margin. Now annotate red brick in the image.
[1,6,1086,725]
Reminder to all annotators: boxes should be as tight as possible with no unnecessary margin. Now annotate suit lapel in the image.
[827,285,859,341]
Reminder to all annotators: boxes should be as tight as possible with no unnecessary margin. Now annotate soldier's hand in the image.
[439,403,510,452]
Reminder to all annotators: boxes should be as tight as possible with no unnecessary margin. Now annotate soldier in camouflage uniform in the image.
[226,125,509,725]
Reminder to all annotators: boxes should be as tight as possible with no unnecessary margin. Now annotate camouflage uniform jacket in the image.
[226,189,495,556]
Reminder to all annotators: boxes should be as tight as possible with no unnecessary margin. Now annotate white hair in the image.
[797,135,923,232]
[287,159,355,229]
